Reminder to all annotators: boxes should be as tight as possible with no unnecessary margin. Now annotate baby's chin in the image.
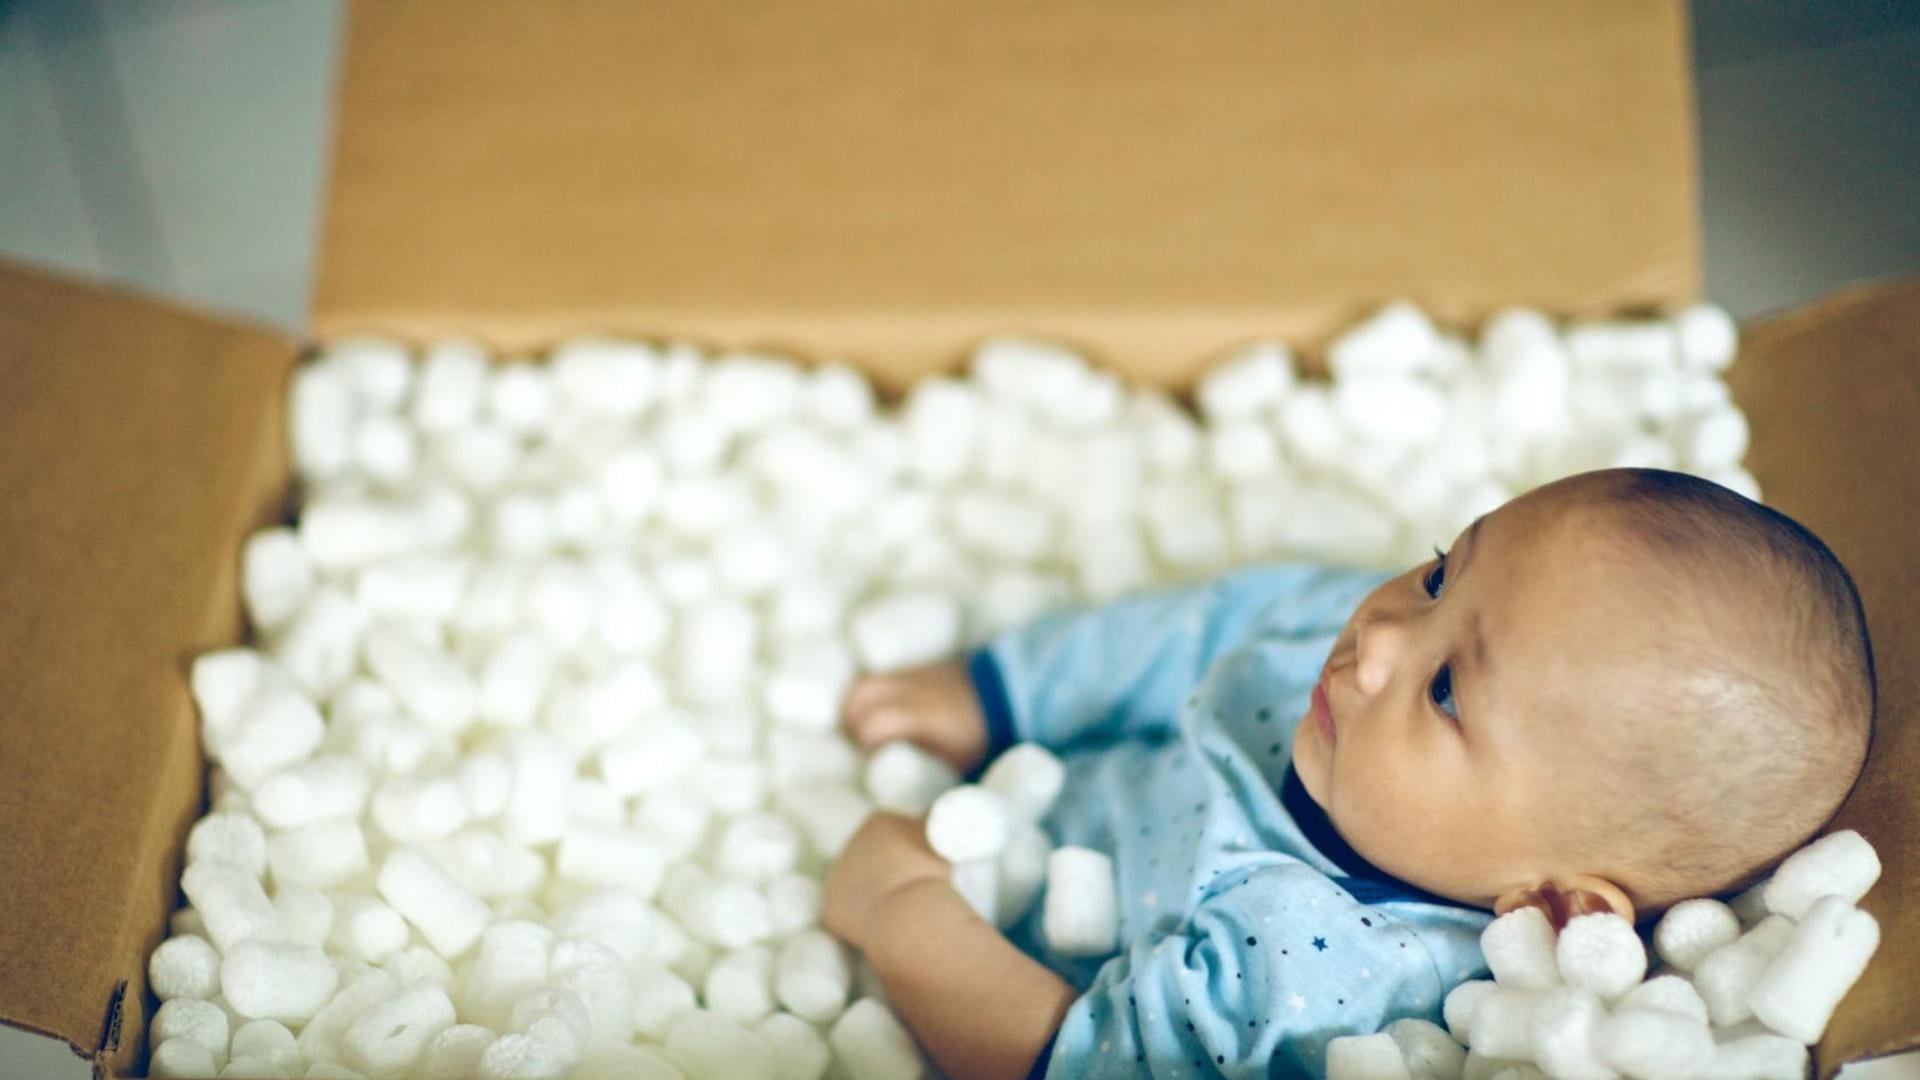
[1289,723,1329,807]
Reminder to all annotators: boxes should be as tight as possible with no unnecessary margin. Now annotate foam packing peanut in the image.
[1480,906,1560,991]
[1748,894,1881,1044]
[924,784,1011,862]
[149,935,224,1003]
[705,945,776,1023]
[1596,1008,1713,1080]
[1651,897,1740,972]
[829,999,928,1080]
[668,1009,778,1080]
[221,941,338,1023]
[1696,1033,1807,1080]
[1761,828,1881,920]
[758,1012,832,1080]
[1693,914,1795,1027]
[1327,1032,1413,1079]
[1466,985,1548,1060]
[1554,913,1646,1000]
[377,846,489,959]
[1527,987,1614,1080]
[150,1037,222,1079]
[1043,846,1119,958]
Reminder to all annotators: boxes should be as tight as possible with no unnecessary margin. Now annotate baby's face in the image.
[1291,477,1677,911]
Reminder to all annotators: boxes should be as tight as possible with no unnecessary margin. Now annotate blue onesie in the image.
[967,563,1495,1079]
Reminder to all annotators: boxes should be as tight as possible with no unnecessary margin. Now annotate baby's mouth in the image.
[1312,670,1338,743]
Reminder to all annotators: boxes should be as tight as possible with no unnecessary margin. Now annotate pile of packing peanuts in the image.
[145,301,1878,1080]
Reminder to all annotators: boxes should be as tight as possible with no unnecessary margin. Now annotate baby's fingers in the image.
[844,701,918,749]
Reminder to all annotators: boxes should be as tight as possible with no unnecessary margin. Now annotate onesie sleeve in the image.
[970,563,1385,755]
[1041,863,1452,1080]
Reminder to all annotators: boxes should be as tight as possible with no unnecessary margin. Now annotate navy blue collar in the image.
[1280,766,1467,909]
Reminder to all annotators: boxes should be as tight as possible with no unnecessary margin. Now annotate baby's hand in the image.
[822,811,950,951]
[841,660,990,774]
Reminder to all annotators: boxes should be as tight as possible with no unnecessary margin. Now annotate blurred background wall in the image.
[2,0,1915,334]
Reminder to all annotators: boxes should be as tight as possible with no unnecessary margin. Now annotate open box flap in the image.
[314,0,1699,389]
[0,260,297,1076]
[1728,279,1920,1077]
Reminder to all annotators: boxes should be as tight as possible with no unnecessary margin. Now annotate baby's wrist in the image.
[867,874,972,959]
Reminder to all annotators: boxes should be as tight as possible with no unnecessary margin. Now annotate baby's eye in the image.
[1430,665,1458,721]
[1422,546,1449,599]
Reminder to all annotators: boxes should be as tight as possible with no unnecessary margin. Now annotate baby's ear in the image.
[1493,877,1635,931]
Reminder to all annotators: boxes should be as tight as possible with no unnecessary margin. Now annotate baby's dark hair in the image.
[1566,468,1875,919]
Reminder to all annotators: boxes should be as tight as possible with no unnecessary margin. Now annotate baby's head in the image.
[1292,467,1874,926]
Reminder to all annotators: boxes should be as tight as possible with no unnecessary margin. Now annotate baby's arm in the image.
[846,564,1368,767]
[823,813,1078,1079]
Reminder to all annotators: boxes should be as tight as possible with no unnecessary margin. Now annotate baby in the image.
[820,467,1875,1079]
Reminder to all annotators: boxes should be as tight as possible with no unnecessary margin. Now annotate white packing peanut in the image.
[828,999,927,1080]
[766,872,824,938]
[1383,1017,1465,1080]
[377,846,490,959]
[1554,913,1646,1000]
[363,624,476,733]
[341,982,456,1079]
[864,741,960,816]
[1762,829,1882,920]
[1043,846,1118,958]
[979,743,1066,823]
[149,934,223,1001]
[186,811,268,877]
[556,826,668,898]
[779,780,871,857]
[950,858,999,925]
[1693,914,1797,1027]
[221,941,339,1023]
[764,637,856,730]
[631,963,697,1041]
[1325,1032,1411,1080]
[1748,894,1881,1044]
[266,819,371,889]
[1596,1008,1713,1080]
[758,1012,832,1080]
[1527,987,1612,1080]
[705,945,776,1023]
[552,938,638,1046]
[181,863,285,952]
[1613,973,1708,1025]
[150,1037,220,1079]
[151,999,229,1064]
[667,1010,777,1080]
[1696,1034,1807,1080]
[462,921,555,1031]
[1479,905,1561,991]
[243,528,316,633]
[924,785,1011,862]
[1651,897,1740,973]
[254,756,371,829]
[850,591,961,673]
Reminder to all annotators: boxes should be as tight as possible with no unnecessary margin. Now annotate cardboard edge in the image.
[0,257,300,1074]
[1730,277,1920,1078]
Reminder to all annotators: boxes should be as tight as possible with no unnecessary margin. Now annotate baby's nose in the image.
[1354,616,1405,696]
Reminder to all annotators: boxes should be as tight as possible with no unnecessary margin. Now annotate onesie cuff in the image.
[966,647,1018,775]
[1024,1031,1058,1080]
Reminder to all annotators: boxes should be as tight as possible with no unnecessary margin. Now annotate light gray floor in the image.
[1,2,1916,1077]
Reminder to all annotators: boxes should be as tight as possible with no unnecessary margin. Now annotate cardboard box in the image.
[0,2,1911,1076]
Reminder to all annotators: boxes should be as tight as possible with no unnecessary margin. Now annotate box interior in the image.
[315,0,1699,390]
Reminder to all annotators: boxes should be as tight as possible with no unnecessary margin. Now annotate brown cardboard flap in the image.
[1727,280,1920,1077]
[316,0,1698,389]
[0,260,296,1076]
